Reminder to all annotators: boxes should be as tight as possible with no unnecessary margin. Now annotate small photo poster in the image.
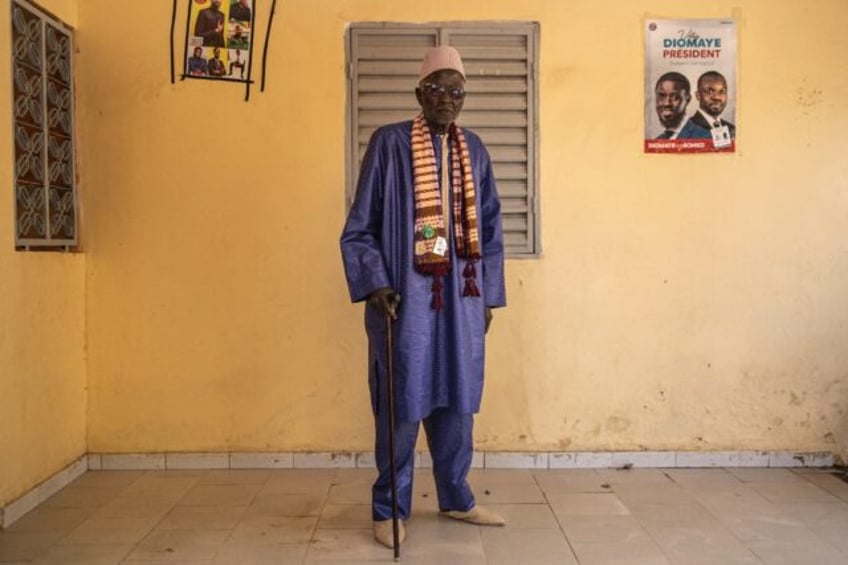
[644,19,737,154]
[185,0,253,82]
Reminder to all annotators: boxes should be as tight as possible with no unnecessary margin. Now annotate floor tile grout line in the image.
[46,472,146,562]
[301,470,336,564]
[685,468,764,552]
[624,473,762,565]
[681,467,812,564]
[117,470,178,565]
[120,469,255,563]
[530,469,582,564]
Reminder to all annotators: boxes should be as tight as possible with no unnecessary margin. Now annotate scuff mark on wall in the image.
[606,416,631,433]
[796,83,824,112]
[789,391,805,406]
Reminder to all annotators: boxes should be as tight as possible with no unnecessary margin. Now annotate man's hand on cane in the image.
[369,287,400,320]
[372,287,491,332]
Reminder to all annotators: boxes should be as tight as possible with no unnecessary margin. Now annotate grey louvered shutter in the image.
[347,23,539,257]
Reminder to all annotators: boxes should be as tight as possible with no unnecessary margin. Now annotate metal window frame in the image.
[11,0,77,250]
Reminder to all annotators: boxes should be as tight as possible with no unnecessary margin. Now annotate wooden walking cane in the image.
[385,294,401,560]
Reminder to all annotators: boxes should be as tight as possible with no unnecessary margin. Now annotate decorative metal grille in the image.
[11,0,76,248]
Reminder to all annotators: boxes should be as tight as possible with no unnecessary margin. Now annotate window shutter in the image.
[347,23,539,257]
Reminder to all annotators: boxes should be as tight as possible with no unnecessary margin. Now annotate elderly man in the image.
[340,46,506,549]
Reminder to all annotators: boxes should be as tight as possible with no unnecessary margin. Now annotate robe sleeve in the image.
[478,147,507,308]
[340,130,392,303]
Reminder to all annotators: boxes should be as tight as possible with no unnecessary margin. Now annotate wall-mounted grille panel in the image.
[11,0,76,248]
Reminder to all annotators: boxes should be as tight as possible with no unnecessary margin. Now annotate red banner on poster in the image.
[644,139,735,154]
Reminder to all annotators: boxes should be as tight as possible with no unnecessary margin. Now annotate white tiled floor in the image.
[1,467,847,564]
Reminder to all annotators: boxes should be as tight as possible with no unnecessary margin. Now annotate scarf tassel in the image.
[462,259,481,297]
[431,274,444,310]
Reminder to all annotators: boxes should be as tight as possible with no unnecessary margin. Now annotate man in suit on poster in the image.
[194,0,226,47]
[685,70,736,141]
[653,71,710,140]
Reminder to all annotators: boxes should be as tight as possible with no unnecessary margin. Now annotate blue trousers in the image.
[372,407,476,521]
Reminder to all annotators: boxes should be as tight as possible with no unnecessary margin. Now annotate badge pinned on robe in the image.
[170,0,279,101]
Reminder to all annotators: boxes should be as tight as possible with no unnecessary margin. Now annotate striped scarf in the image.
[411,114,481,310]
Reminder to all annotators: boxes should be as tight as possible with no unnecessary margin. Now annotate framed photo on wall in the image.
[184,0,254,83]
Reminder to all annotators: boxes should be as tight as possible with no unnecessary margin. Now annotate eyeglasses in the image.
[420,82,466,100]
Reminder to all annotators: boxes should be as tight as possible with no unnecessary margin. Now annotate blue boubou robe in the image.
[340,120,506,423]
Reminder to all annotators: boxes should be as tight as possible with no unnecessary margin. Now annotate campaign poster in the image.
[185,0,253,82]
[644,19,737,154]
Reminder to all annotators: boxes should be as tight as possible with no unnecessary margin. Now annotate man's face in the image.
[696,77,727,118]
[239,0,249,6]
[655,80,689,129]
[193,47,202,58]
[415,70,466,130]
[211,0,221,8]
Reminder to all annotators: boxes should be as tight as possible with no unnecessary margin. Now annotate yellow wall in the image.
[0,0,85,507]
[68,0,847,460]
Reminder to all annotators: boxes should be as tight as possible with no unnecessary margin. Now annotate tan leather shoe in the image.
[441,505,506,526]
[373,519,406,548]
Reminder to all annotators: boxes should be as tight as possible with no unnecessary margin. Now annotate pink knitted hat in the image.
[418,46,465,81]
